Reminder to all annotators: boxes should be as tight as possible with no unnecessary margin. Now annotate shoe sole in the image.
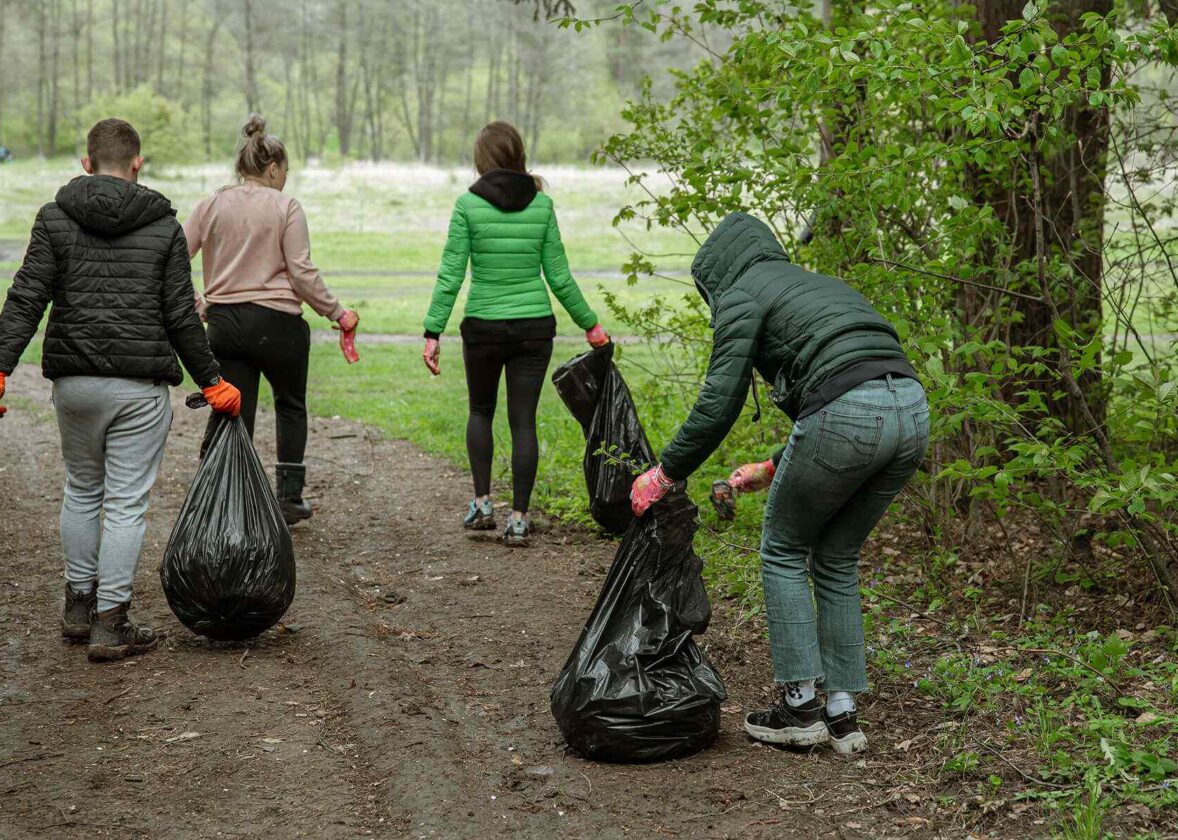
[830,730,869,755]
[743,718,829,747]
[464,518,496,531]
[87,638,160,663]
[503,535,530,548]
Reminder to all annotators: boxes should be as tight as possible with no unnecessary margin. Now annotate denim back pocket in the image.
[814,409,883,474]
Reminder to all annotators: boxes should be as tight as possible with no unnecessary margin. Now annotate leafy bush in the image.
[77,85,194,168]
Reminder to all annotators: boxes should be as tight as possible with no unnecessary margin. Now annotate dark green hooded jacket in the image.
[659,212,916,480]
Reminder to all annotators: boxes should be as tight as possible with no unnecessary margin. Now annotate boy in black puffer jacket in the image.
[0,119,241,662]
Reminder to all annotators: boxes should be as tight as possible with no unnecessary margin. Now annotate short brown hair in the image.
[236,114,288,179]
[87,119,141,171]
[474,122,543,191]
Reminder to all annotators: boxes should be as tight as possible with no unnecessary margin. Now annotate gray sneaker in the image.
[503,517,531,548]
[88,603,161,663]
[464,499,496,530]
[61,582,97,642]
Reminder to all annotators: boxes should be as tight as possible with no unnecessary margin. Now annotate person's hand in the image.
[631,464,675,517]
[423,338,441,376]
[0,371,7,417]
[729,459,776,493]
[335,309,359,332]
[202,378,242,417]
[586,323,610,348]
[333,309,360,364]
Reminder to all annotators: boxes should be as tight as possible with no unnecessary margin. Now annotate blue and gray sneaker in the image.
[463,498,496,531]
[503,516,531,547]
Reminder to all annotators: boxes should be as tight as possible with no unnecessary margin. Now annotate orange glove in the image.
[423,338,440,376]
[201,378,242,417]
[586,324,610,348]
[0,371,6,417]
[333,309,360,364]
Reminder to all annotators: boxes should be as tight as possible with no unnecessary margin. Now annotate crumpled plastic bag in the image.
[550,345,727,762]
[551,343,654,536]
[160,415,295,641]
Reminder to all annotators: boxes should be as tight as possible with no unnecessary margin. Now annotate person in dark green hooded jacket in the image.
[630,211,928,755]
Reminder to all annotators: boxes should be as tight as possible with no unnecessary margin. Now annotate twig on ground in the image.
[0,752,64,770]
[103,686,132,705]
[972,738,1065,789]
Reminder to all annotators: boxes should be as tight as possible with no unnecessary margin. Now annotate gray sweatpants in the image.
[53,376,172,612]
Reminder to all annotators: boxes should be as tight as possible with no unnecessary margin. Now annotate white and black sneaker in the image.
[824,709,868,755]
[744,695,828,748]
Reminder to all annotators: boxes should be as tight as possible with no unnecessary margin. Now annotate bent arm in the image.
[422,200,471,337]
[0,211,56,374]
[540,209,597,330]
[282,199,344,321]
[659,291,763,480]
[162,228,220,387]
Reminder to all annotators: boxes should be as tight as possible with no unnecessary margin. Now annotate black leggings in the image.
[203,303,311,463]
[462,338,554,513]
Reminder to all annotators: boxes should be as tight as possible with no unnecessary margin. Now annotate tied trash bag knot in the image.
[550,344,727,762]
[160,414,295,641]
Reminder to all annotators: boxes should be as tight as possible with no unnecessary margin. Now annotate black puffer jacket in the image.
[659,212,915,480]
[0,175,219,387]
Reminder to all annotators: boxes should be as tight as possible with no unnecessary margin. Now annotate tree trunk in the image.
[156,0,169,93]
[967,0,1112,433]
[47,0,61,153]
[85,0,93,99]
[334,0,352,157]
[242,0,260,112]
[202,12,223,157]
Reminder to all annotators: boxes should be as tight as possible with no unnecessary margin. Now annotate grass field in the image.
[0,159,699,337]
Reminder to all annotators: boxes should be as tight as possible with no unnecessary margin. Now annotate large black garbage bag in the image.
[551,343,654,535]
[160,415,295,641]
[550,345,726,762]
[551,492,728,762]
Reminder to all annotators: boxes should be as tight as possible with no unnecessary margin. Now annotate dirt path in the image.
[0,367,950,839]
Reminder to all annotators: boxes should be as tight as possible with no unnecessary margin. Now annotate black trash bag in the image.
[551,343,654,535]
[160,415,295,641]
[550,346,726,762]
[551,491,728,762]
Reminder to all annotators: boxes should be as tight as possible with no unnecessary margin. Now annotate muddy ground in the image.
[2,366,1020,840]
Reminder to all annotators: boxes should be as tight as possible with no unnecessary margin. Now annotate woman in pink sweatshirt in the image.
[184,115,358,526]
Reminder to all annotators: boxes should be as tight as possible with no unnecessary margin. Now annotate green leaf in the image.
[1022,1,1037,21]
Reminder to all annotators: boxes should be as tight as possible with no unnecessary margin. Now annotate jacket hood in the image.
[55,175,175,236]
[469,169,538,212]
[691,212,787,313]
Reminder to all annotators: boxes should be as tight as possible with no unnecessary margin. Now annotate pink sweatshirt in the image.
[183,183,344,321]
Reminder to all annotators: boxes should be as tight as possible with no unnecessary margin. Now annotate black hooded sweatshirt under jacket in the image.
[0,175,220,387]
[659,212,917,481]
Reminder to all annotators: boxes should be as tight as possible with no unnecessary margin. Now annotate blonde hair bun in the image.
[242,114,268,139]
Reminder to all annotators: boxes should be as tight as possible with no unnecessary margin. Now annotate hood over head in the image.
[469,168,538,213]
[55,175,175,237]
[691,212,787,314]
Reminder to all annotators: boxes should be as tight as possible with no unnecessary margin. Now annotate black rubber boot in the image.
[61,582,97,642]
[276,462,313,526]
[88,603,160,663]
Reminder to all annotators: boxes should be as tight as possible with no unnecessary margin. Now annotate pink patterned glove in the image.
[423,338,441,376]
[586,324,610,348]
[631,464,676,517]
[728,459,776,493]
[333,310,360,364]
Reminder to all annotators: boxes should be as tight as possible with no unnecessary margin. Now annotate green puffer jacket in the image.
[659,212,914,480]
[422,170,598,337]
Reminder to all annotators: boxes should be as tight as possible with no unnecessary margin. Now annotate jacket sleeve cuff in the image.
[326,304,346,322]
[423,330,440,340]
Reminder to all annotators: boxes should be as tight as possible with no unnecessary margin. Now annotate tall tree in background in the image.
[966,0,1114,432]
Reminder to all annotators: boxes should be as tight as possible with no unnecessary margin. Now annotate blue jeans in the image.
[760,375,928,692]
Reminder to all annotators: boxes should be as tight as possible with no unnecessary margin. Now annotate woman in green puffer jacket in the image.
[422,121,609,547]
